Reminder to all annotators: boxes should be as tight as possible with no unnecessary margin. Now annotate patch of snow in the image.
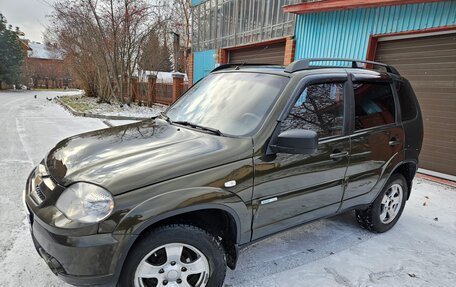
[61,96,167,118]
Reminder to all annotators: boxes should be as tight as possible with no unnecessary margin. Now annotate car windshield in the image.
[166,72,289,136]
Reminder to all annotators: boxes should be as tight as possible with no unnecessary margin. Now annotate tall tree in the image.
[50,0,162,103]
[0,13,24,88]
[139,30,172,72]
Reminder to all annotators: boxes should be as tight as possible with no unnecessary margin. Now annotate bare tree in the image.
[49,0,168,103]
[47,0,191,102]
[174,0,191,73]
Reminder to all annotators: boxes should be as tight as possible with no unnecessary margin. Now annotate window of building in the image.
[282,83,345,138]
[191,0,299,52]
[354,82,396,130]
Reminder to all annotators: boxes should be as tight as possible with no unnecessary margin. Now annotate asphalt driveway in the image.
[1,90,455,287]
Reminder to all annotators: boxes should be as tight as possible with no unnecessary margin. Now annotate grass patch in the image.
[59,96,93,113]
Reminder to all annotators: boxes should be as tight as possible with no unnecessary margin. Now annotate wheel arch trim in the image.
[131,203,244,243]
[371,159,418,202]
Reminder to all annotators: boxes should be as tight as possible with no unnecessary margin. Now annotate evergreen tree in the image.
[139,30,173,72]
[0,13,24,88]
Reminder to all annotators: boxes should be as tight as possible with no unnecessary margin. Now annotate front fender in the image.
[101,156,254,280]
[114,187,251,243]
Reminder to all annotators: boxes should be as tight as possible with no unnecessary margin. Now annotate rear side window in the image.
[354,82,396,130]
[282,82,344,138]
[395,80,418,121]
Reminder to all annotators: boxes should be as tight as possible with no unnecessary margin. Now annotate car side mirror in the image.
[271,129,318,154]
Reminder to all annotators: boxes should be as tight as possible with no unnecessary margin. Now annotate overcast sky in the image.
[1,0,55,42]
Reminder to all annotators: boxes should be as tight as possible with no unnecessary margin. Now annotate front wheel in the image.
[119,224,226,287]
[356,174,408,233]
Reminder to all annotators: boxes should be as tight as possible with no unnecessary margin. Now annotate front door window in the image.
[282,83,345,138]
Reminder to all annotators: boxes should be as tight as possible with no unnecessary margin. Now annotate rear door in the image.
[343,73,404,203]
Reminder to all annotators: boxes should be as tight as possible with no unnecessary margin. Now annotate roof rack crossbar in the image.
[285,58,400,75]
[211,63,283,73]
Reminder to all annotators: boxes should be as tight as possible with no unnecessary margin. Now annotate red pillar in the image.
[147,75,157,106]
[284,37,296,66]
[187,53,194,86]
[172,73,185,103]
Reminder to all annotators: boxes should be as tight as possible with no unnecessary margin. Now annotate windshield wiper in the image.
[173,121,225,136]
[159,112,172,123]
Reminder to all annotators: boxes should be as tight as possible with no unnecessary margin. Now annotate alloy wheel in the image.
[134,243,210,287]
[379,183,403,224]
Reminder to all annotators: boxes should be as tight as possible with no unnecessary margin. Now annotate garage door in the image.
[375,32,456,176]
[229,42,285,65]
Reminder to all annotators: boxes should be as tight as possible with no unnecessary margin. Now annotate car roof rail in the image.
[284,58,400,75]
[211,63,284,73]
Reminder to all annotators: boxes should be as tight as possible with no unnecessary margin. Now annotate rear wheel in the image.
[356,174,408,233]
[119,224,226,287]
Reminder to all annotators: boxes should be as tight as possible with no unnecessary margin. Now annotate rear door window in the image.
[353,82,396,130]
[395,80,418,121]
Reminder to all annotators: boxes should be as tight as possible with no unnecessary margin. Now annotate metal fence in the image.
[155,83,174,105]
[192,0,301,52]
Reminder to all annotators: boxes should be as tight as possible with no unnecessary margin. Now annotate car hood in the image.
[46,118,253,195]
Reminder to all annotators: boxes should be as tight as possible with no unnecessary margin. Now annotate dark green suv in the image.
[24,59,423,287]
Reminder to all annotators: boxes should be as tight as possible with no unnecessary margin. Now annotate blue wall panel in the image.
[191,0,205,6]
[294,1,456,62]
[193,50,216,82]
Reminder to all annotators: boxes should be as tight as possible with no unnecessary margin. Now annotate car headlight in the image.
[56,182,114,223]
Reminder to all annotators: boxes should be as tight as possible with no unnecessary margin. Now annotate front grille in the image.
[28,164,59,205]
[49,175,59,185]
[30,184,46,205]
[35,185,46,201]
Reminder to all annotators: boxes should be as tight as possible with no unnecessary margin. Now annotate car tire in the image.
[355,174,408,233]
[118,224,226,287]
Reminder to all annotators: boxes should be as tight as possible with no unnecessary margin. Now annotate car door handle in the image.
[330,151,349,160]
[389,138,402,146]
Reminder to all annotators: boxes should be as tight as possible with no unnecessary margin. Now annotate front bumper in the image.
[25,197,131,286]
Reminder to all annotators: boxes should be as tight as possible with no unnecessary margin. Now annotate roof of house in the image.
[27,42,64,60]
[283,0,444,14]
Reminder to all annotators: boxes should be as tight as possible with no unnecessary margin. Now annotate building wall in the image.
[193,49,216,83]
[294,1,456,61]
[191,0,297,52]
[191,0,204,6]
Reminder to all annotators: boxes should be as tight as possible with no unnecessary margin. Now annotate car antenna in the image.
[235,62,246,70]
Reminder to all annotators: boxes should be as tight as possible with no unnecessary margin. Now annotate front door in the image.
[252,79,350,240]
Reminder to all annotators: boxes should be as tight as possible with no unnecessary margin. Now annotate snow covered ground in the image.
[58,94,167,118]
[0,90,455,287]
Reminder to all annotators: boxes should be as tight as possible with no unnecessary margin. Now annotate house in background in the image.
[191,0,456,179]
[189,0,299,83]
[23,41,73,89]
[284,0,456,179]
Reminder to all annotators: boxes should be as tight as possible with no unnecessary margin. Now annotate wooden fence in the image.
[132,77,188,106]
